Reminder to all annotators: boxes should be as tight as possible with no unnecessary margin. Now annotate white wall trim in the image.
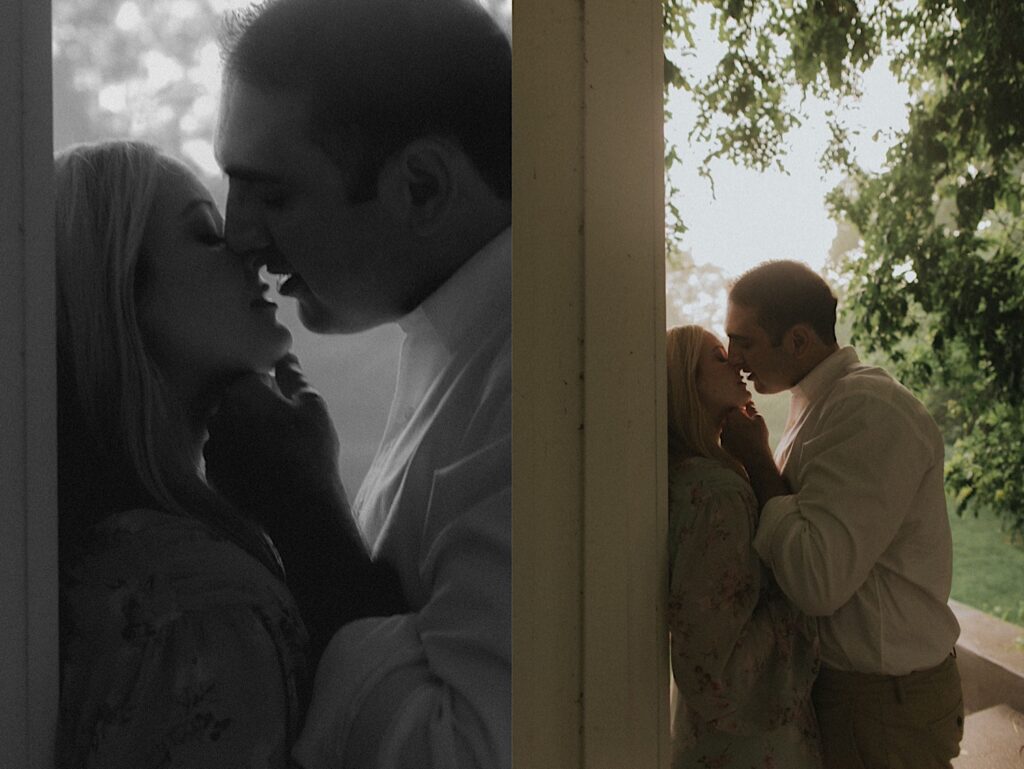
[0,0,58,765]
[513,1,668,766]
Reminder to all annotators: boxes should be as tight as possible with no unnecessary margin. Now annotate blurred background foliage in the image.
[53,0,511,492]
[664,0,1024,546]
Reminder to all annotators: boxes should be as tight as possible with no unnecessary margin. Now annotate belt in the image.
[816,652,958,704]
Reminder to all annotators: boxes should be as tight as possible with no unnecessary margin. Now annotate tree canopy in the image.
[665,0,1024,537]
[53,0,511,204]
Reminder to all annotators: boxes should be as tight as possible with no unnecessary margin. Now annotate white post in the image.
[512,0,669,765]
[0,0,58,766]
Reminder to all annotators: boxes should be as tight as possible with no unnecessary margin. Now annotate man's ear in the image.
[786,324,814,358]
[377,138,456,233]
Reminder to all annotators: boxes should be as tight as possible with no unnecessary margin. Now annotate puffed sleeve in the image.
[58,510,308,769]
[668,461,817,738]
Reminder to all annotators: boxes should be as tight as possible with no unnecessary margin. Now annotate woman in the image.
[56,141,306,768]
[666,324,821,768]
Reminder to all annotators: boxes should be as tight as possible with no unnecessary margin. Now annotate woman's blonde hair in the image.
[666,324,744,475]
[55,140,280,576]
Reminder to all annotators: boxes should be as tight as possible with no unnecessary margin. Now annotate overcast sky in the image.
[666,9,910,280]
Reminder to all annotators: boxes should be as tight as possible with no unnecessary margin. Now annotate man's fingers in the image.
[275,353,315,401]
[724,406,748,425]
[215,371,285,422]
[274,354,330,416]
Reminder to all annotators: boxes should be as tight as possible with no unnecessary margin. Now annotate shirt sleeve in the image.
[753,392,939,616]
[668,471,818,736]
[293,434,510,769]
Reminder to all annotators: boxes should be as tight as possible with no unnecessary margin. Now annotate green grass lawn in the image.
[949,503,1024,628]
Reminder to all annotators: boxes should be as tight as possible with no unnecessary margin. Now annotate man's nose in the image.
[224,184,272,257]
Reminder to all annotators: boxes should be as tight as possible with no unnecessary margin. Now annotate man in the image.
[720,260,963,768]
[203,1,511,767]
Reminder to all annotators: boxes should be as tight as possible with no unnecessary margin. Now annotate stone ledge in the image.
[952,704,1024,769]
[951,599,1024,714]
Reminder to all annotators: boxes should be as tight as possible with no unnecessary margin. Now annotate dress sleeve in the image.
[293,434,510,769]
[58,514,307,769]
[668,467,817,737]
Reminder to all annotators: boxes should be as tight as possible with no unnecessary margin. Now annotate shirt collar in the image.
[792,345,860,407]
[397,227,511,352]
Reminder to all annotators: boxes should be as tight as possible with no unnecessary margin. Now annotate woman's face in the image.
[695,331,750,422]
[138,163,292,403]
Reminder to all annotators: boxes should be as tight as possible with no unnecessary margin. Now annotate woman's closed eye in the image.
[200,231,225,247]
[187,209,226,247]
[247,183,289,210]
[192,218,225,246]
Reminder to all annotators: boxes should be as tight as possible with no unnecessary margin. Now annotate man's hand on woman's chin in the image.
[721,402,771,468]
[204,353,345,527]
[722,403,790,508]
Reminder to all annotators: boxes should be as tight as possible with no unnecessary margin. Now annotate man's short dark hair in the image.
[729,260,838,345]
[220,0,511,202]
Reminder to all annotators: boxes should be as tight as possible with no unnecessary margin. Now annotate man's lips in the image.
[275,274,306,297]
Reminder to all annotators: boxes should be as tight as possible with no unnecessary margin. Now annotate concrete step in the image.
[951,600,1024,714]
[952,704,1024,769]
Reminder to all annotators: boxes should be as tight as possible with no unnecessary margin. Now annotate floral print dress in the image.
[668,457,822,769]
[58,508,308,769]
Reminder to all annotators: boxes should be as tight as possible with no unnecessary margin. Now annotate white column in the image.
[512,0,669,766]
[0,0,58,766]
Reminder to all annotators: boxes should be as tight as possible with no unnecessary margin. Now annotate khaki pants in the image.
[812,653,964,769]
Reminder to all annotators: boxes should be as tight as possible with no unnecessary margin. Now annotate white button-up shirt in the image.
[753,346,960,675]
[293,229,511,769]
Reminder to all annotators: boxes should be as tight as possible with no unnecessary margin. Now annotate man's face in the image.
[215,78,406,334]
[725,301,796,394]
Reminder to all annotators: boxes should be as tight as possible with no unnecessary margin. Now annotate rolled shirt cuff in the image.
[293,614,422,769]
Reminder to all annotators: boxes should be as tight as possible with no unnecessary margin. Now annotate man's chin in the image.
[297,301,347,334]
[297,300,382,335]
